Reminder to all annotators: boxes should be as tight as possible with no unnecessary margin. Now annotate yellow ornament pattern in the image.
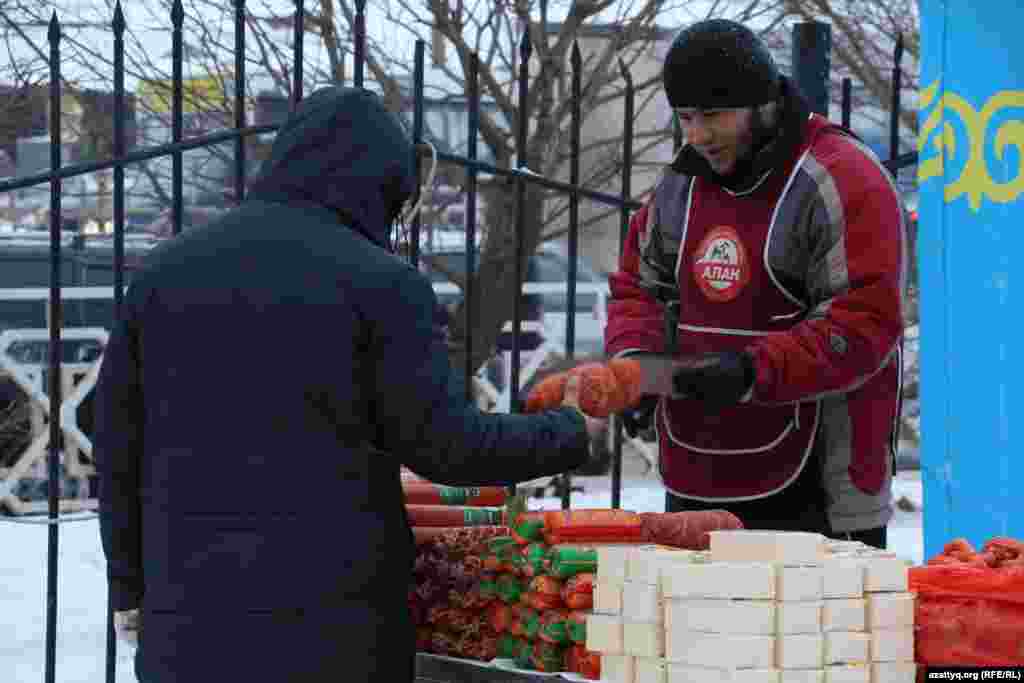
[918,79,1024,211]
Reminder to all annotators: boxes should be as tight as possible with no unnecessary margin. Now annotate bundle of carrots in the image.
[911,536,1024,666]
[926,536,1024,568]
[523,358,644,418]
[401,480,511,545]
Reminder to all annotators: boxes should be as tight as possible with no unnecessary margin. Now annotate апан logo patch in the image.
[692,225,750,302]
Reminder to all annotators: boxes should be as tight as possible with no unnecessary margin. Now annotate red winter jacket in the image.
[605,114,907,532]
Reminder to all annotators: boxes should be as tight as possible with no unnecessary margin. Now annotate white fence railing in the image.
[0,281,625,516]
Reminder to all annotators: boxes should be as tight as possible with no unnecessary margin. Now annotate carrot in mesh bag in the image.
[910,562,1024,665]
[487,603,512,634]
[495,573,525,604]
[561,572,595,610]
[520,543,550,578]
[565,644,601,679]
[522,591,563,611]
[511,511,546,545]
[530,640,568,673]
[529,575,564,596]
[542,509,645,544]
[567,610,588,644]
[487,536,522,573]
[495,634,529,660]
[448,630,489,661]
[537,609,571,645]
[519,606,542,640]
[403,483,507,507]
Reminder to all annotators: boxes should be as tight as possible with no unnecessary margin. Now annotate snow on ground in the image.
[0,472,923,683]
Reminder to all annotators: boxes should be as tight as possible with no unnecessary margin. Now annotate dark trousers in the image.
[664,452,888,550]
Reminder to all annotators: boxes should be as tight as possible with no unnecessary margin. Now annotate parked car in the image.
[418,237,610,357]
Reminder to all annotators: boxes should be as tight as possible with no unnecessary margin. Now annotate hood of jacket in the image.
[248,87,416,250]
[670,75,811,195]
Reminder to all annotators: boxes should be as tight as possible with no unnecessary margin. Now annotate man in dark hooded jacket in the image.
[95,87,592,683]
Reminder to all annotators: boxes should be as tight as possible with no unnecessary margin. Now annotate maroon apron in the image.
[657,119,831,501]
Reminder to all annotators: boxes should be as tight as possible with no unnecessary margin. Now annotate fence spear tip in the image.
[112,2,125,33]
[520,27,532,59]
[48,11,61,42]
[171,0,184,27]
[571,41,581,70]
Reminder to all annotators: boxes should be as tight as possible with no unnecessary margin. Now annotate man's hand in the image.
[671,351,755,409]
[621,395,659,438]
[562,374,607,439]
[114,608,141,645]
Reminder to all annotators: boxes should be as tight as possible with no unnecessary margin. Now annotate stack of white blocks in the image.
[585,532,917,683]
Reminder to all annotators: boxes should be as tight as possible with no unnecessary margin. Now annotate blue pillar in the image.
[917,0,1024,560]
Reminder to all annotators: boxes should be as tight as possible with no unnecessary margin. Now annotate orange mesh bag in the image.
[543,509,645,544]
[525,372,569,413]
[562,572,595,610]
[522,591,563,611]
[910,556,1024,665]
[568,363,621,418]
[606,357,644,410]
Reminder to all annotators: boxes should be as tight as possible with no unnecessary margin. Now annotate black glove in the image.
[671,351,756,409]
[621,395,659,438]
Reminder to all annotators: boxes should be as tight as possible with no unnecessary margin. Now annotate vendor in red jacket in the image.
[605,19,908,549]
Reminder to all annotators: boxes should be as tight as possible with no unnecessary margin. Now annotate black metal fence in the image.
[0,2,917,680]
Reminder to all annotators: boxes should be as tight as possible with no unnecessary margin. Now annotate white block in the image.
[624,581,664,623]
[709,530,827,564]
[822,559,865,599]
[662,562,776,600]
[598,546,633,583]
[666,632,775,669]
[778,566,825,602]
[825,665,870,683]
[667,599,776,635]
[585,613,624,654]
[636,657,668,683]
[822,599,866,632]
[862,558,909,593]
[776,601,822,634]
[871,662,916,683]
[869,628,914,662]
[776,634,824,669]
[825,540,870,554]
[602,654,636,683]
[668,665,781,683]
[629,546,702,585]
[865,593,915,630]
[824,632,870,665]
[626,621,666,658]
[782,671,825,683]
[595,581,624,615]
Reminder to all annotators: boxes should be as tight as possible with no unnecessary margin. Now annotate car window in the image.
[532,253,600,283]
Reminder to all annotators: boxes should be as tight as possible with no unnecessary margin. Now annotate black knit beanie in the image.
[663,19,781,108]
